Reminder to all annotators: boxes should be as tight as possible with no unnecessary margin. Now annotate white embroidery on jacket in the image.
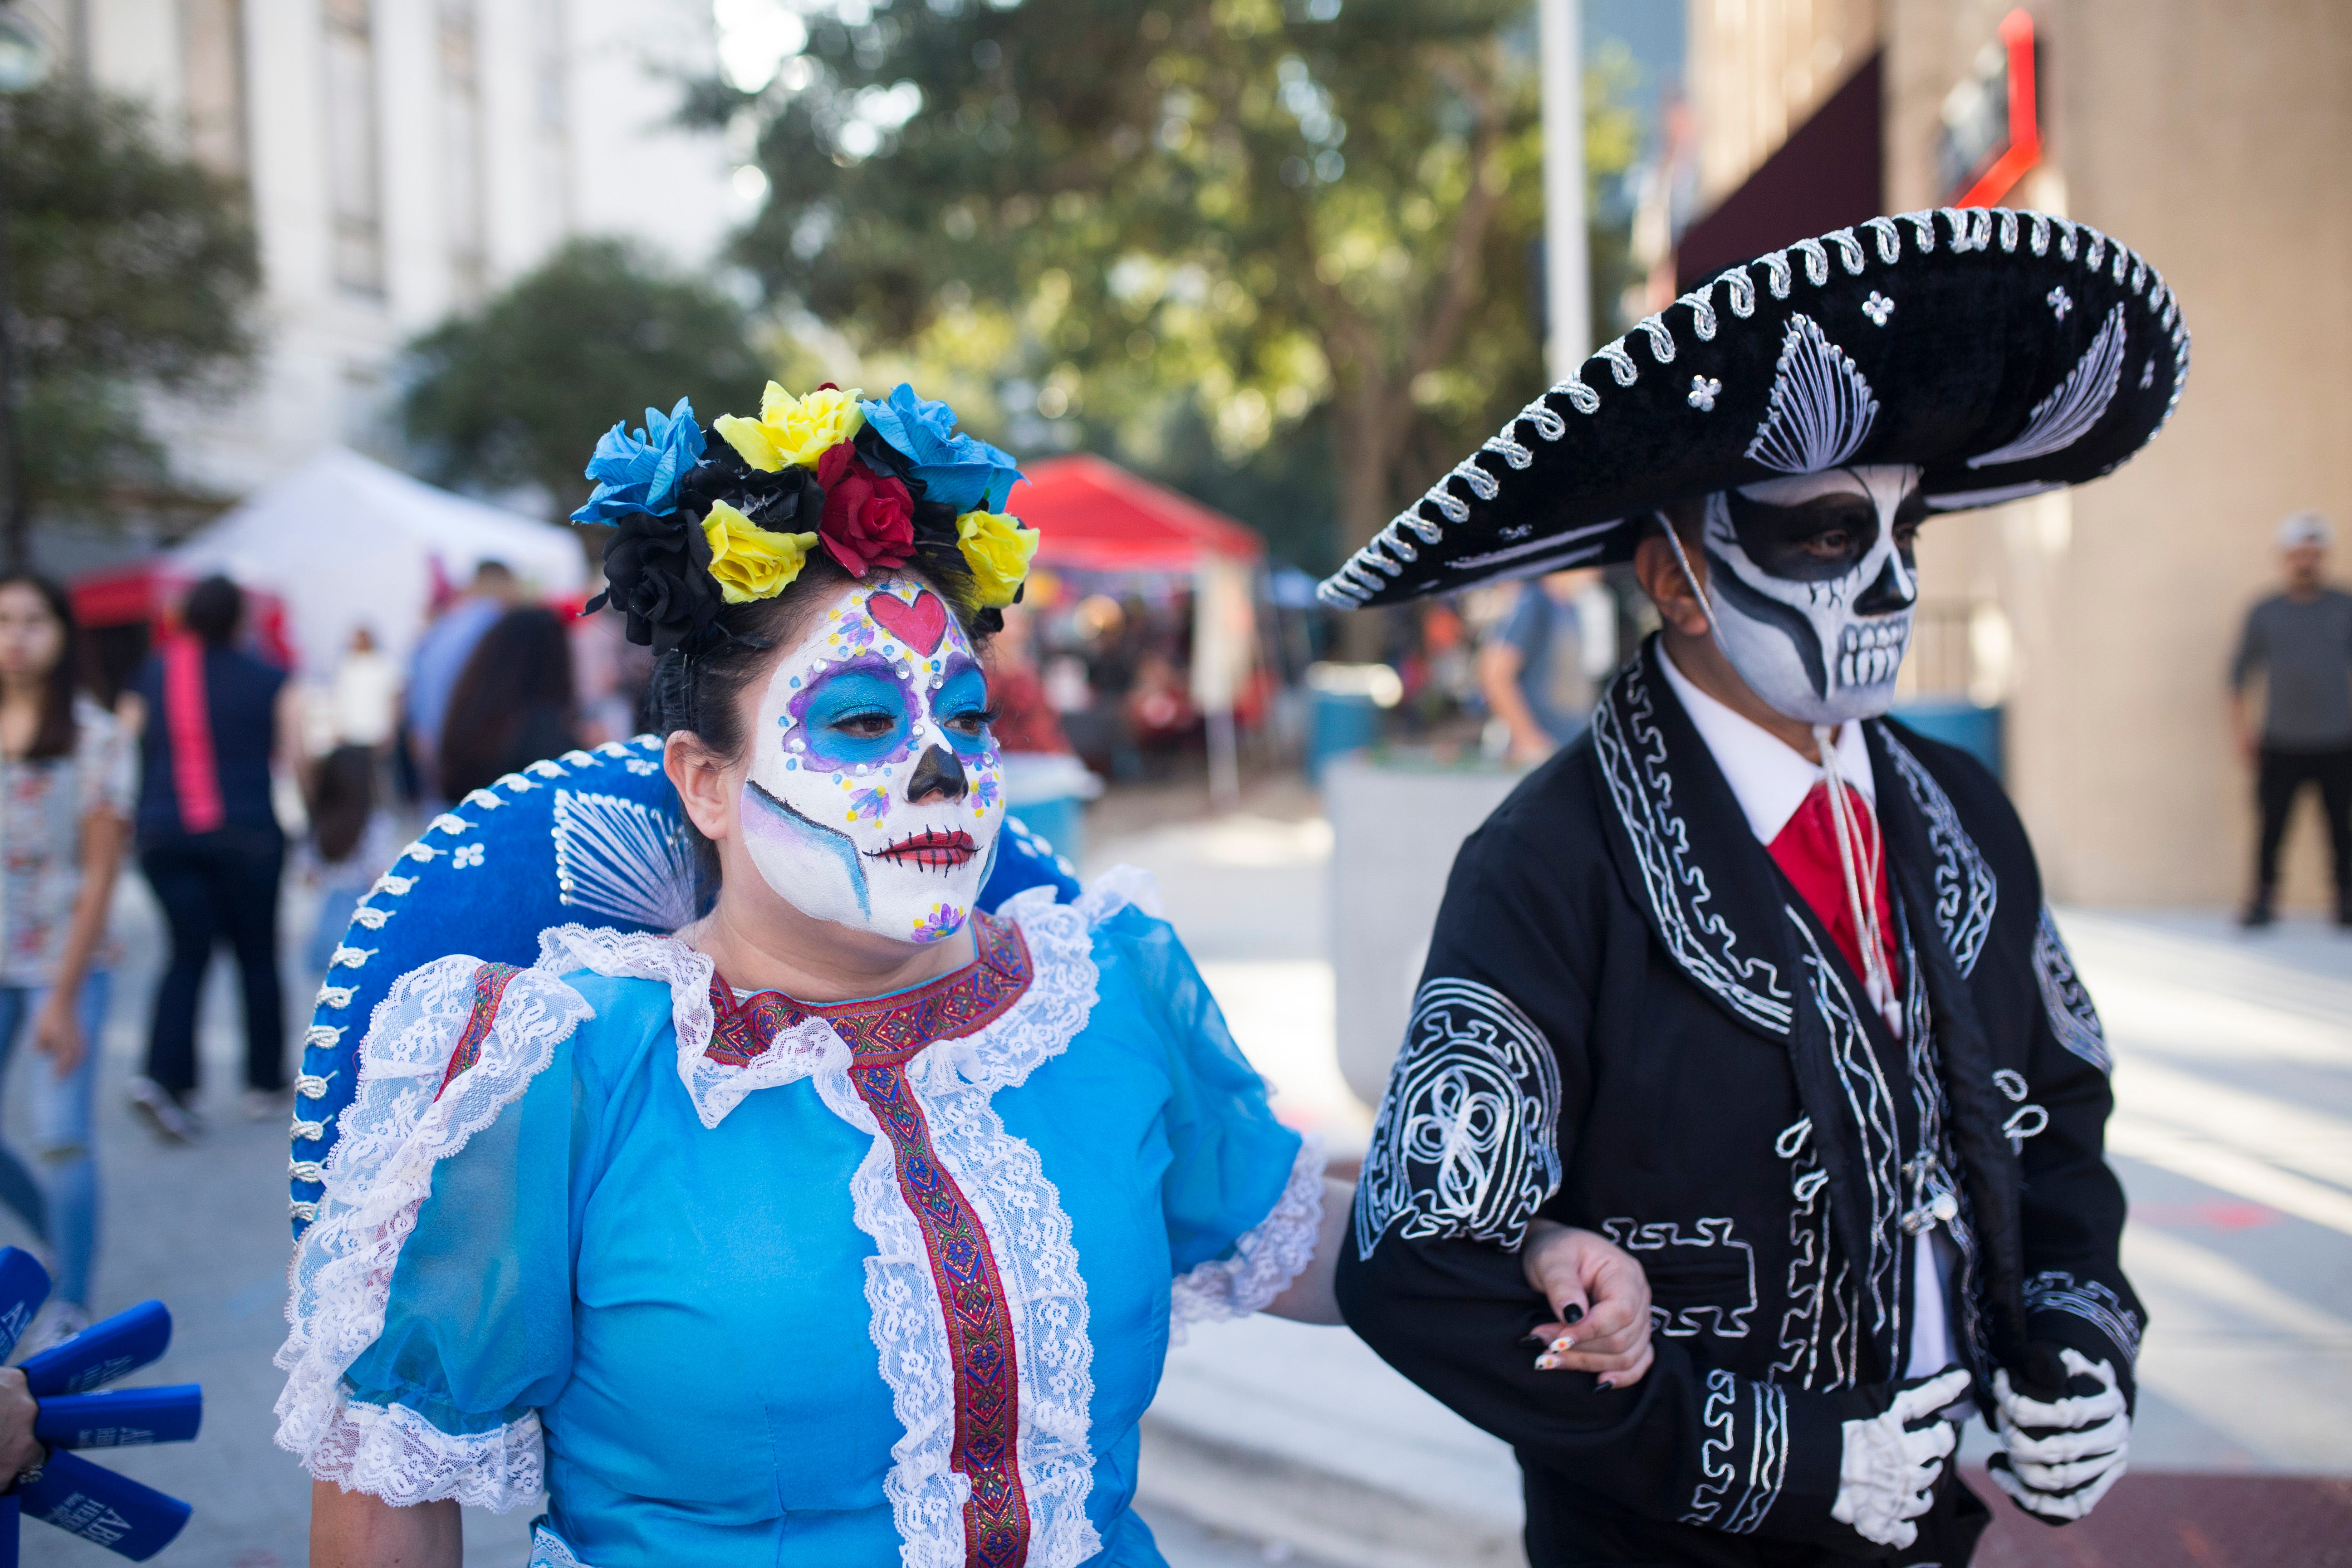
[1355,978,1563,1259]
[1602,1217,1758,1338]
[2030,905,2111,1073]
[1593,661,1795,1034]
[2024,1271,2143,1363]
[1682,1368,1790,1532]
[1877,729,1998,975]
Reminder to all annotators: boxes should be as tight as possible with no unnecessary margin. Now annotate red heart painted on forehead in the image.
[866,588,948,657]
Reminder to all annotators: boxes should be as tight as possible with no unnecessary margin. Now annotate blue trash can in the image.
[1305,663,1401,784]
[1000,753,1101,868]
[1889,701,2004,780]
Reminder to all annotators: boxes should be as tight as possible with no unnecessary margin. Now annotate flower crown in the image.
[570,382,1040,653]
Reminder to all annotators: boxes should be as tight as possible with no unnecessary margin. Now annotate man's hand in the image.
[1830,1367,1971,1548]
[1989,1348,2129,1523]
[0,1366,40,1480]
[1520,1220,1654,1389]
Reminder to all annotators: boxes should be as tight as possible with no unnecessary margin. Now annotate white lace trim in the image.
[274,954,591,1510]
[813,885,1107,1568]
[529,1519,590,1567]
[1170,1135,1328,1341]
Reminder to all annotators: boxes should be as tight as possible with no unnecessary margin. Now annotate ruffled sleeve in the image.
[274,954,596,1512]
[1087,889,1324,1333]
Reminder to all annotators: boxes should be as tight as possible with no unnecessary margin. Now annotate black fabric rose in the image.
[591,509,725,653]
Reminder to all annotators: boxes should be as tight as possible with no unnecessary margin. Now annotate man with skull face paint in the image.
[1326,211,2188,1566]
[279,382,1659,1568]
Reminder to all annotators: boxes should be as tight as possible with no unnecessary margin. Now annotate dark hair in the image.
[438,608,578,799]
[0,572,83,761]
[309,744,377,862]
[182,575,244,646]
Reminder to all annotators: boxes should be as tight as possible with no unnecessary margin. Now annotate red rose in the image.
[814,447,914,576]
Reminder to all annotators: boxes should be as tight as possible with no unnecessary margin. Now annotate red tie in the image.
[1769,780,1901,1005]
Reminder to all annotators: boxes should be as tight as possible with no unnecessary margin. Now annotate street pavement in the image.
[7,784,2351,1565]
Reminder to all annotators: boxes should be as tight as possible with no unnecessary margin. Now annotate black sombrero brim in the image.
[1318,207,2190,608]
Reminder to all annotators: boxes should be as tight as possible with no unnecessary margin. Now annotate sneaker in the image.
[242,1087,293,1123]
[15,1300,88,1360]
[128,1077,201,1144]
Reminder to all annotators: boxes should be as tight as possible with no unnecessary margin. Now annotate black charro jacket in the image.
[1335,639,2139,1567]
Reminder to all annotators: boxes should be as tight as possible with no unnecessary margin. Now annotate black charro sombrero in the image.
[1316,207,2190,608]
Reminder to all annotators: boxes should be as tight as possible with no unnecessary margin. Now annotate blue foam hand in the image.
[20,1302,171,1398]
[0,1249,50,1362]
[33,1387,202,1450]
[15,1449,191,1561]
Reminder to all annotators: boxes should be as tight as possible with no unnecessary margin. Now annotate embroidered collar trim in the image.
[708,909,1034,1067]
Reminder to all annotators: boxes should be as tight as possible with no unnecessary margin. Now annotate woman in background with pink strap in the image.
[118,574,309,1140]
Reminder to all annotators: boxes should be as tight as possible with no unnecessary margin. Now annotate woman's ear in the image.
[665,733,739,843]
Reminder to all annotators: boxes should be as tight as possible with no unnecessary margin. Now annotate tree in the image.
[1,79,261,553]
[709,0,1637,575]
[401,238,764,518]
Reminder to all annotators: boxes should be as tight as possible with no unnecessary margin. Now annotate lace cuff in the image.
[305,1399,545,1514]
[1170,1135,1327,1338]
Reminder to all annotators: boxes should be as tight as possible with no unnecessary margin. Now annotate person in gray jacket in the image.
[2230,511,2352,926]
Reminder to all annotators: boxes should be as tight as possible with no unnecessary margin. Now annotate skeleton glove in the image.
[1989,1347,2130,1524]
[1830,1367,1972,1549]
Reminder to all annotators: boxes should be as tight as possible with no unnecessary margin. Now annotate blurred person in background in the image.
[1478,568,1603,764]
[121,574,305,1138]
[985,601,1070,755]
[435,606,581,802]
[331,625,399,754]
[0,573,132,1348]
[403,558,519,803]
[301,744,398,977]
[2230,510,2352,928]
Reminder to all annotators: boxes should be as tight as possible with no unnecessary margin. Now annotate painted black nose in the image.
[905,744,968,804]
[1853,554,1917,616]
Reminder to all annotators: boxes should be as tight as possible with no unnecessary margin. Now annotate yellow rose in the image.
[955,510,1040,609]
[702,500,819,604]
[713,381,866,472]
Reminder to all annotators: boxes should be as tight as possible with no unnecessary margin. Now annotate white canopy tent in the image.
[169,448,588,675]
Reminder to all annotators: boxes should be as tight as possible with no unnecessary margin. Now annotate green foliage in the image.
[715,0,1639,569]
[400,238,763,517]
[1,81,260,519]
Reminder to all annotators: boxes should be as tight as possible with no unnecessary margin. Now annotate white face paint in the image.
[740,576,1006,946]
[1695,463,1923,726]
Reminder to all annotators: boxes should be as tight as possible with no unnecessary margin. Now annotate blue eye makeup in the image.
[934,663,992,755]
[792,664,912,768]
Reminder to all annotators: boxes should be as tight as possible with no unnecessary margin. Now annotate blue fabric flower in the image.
[570,397,706,524]
[858,383,1024,513]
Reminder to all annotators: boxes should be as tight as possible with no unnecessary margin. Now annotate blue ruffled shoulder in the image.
[289,737,1084,1235]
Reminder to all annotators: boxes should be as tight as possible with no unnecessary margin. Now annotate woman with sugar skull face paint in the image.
[1327,214,2187,1566]
[281,383,1656,1568]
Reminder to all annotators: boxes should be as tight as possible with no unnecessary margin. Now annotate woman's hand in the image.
[1521,1220,1655,1389]
[33,993,83,1079]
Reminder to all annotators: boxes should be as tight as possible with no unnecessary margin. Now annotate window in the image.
[182,0,247,176]
[323,0,383,296]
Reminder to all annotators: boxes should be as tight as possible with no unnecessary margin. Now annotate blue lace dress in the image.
[274,870,1320,1567]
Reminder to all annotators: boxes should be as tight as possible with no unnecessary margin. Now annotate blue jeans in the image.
[0,972,107,1306]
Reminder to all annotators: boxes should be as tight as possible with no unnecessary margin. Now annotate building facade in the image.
[19,0,739,503]
[1682,0,2352,908]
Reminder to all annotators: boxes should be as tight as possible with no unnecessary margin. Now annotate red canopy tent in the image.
[1009,454,1263,573]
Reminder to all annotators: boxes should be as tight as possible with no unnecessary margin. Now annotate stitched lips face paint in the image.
[741,575,1006,944]
[1698,463,1924,726]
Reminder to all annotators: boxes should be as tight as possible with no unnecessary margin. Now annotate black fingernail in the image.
[1561,1303,1585,1325]
[1519,1332,1548,1347]
[1594,1377,1614,1392]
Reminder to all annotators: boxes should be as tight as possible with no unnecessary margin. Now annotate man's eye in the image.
[1803,529,1856,557]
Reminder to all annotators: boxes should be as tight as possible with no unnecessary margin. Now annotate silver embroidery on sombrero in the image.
[1744,314,1880,475]
[1592,660,1794,1034]
[1969,302,2127,468]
